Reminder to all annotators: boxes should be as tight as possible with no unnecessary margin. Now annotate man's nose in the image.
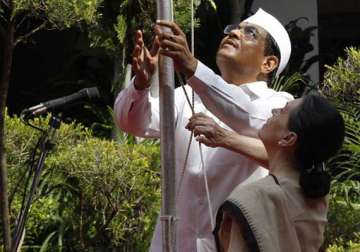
[228,29,242,39]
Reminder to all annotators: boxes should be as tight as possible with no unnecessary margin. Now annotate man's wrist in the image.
[184,59,198,79]
[218,128,232,149]
[134,76,150,90]
[222,129,235,148]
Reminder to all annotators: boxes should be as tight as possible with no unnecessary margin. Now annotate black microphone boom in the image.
[25,87,101,116]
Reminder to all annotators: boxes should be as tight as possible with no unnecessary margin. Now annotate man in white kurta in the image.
[114,8,293,252]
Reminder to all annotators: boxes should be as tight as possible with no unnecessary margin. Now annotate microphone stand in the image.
[11,114,61,252]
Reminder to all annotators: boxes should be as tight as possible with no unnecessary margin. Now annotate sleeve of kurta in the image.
[187,61,291,133]
[113,78,161,138]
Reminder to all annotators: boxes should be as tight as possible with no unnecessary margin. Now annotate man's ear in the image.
[278,131,297,147]
[261,55,279,75]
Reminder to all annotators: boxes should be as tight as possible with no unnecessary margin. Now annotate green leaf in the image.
[270,72,304,93]
[206,0,217,10]
[114,14,127,44]
[39,231,57,252]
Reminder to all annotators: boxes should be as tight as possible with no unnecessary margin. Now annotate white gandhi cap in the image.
[243,8,291,76]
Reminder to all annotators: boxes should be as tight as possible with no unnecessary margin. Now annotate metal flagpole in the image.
[156,0,177,251]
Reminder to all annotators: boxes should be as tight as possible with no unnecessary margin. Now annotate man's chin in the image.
[217,47,230,56]
[216,51,235,67]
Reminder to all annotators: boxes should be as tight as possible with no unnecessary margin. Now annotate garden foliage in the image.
[320,47,360,251]
[5,112,160,250]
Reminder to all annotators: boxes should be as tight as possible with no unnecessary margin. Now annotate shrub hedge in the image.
[5,113,160,251]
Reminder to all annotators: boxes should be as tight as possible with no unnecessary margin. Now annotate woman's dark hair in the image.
[264,34,281,83]
[288,94,345,198]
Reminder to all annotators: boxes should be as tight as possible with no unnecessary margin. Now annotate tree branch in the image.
[98,190,118,232]
[14,21,48,46]
[15,12,27,30]
[0,0,10,29]
[1,0,9,8]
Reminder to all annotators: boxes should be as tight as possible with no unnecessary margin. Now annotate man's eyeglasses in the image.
[223,24,259,41]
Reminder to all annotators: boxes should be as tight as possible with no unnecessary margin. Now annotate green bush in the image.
[322,47,360,105]
[324,181,360,248]
[320,47,360,250]
[5,112,160,251]
[327,241,360,252]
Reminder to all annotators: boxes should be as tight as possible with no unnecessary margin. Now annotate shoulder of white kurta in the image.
[267,90,294,109]
[275,91,294,101]
[249,89,293,121]
[254,86,293,101]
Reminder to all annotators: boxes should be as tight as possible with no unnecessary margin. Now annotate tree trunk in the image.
[0,17,15,252]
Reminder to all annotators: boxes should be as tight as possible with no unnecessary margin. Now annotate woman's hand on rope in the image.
[155,20,198,79]
[132,30,160,90]
[186,113,229,148]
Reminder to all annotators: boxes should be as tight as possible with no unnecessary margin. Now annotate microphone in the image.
[24,87,101,116]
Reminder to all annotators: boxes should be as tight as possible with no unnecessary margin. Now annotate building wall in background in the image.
[251,0,319,83]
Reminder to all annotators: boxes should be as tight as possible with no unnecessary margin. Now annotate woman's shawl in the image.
[214,175,328,252]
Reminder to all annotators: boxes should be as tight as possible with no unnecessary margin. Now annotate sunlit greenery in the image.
[320,47,360,250]
[5,112,160,250]
[13,0,102,28]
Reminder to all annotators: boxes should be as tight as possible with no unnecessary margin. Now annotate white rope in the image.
[176,0,215,230]
[176,73,193,199]
[199,144,215,229]
[190,0,214,230]
[177,76,215,230]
